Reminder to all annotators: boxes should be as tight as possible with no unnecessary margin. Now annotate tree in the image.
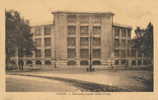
[133,22,153,63]
[5,10,35,70]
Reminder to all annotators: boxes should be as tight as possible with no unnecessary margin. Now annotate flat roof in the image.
[52,10,114,16]
[113,23,132,29]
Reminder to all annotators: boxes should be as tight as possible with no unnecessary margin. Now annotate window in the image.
[67,48,76,58]
[26,60,32,65]
[44,25,51,35]
[45,60,51,65]
[121,59,127,65]
[115,60,119,65]
[36,60,42,65]
[92,61,101,65]
[35,27,41,36]
[121,49,126,57]
[68,37,76,46]
[132,60,136,65]
[79,15,89,24]
[114,49,119,57]
[92,49,101,58]
[93,15,101,24]
[67,60,76,65]
[68,26,76,35]
[114,27,120,37]
[127,29,131,37]
[121,29,126,37]
[67,15,76,23]
[114,39,119,48]
[45,49,51,57]
[44,38,51,47]
[80,26,88,35]
[35,49,41,57]
[131,49,136,57]
[122,40,126,47]
[93,26,101,35]
[80,60,89,65]
[92,37,101,46]
[80,49,89,58]
[80,37,89,46]
[35,38,41,47]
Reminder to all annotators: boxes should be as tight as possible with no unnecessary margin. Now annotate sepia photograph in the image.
[4,0,155,93]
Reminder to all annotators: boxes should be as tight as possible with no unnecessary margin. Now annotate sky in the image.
[3,0,158,32]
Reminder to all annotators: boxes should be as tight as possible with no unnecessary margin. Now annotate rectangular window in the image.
[67,48,76,58]
[131,49,136,57]
[80,26,89,35]
[114,49,119,57]
[79,15,89,24]
[44,25,51,35]
[121,49,126,57]
[114,39,119,48]
[93,16,101,24]
[93,26,101,35]
[92,49,101,58]
[35,38,41,47]
[68,25,76,35]
[67,37,76,46]
[121,29,126,37]
[80,49,89,59]
[45,49,51,57]
[122,40,126,47]
[35,49,41,57]
[35,27,41,36]
[92,37,101,46]
[44,38,51,47]
[67,15,76,23]
[80,37,89,46]
[114,27,120,37]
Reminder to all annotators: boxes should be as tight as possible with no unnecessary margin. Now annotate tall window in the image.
[35,49,41,57]
[67,15,76,23]
[80,49,89,58]
[35,38,41,47]
[92,37,101,46]
[80,37,89,46]
[122,40,126,47]
[44,25,51,35]
[114,27,120,37]
[80,26,88,35]
[68,26,76,35]
[67,37,76,46]
[93,16,101,24]
[92,49,101,58]
[93,26,101,35]
[45,49,51,57]
[114,49,119,57]
[121,29,126,37]
[114,39,119,48]
[67,48,76,58]
[35,27,41,36]
[44,38,51,47]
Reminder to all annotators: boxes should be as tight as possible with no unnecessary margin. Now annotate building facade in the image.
[9,11,151,70]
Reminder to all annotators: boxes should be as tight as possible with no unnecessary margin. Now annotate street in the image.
[6,75,80,92]
[6,70,153,92]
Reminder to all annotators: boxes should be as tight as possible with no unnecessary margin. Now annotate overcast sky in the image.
[4,0,158,31]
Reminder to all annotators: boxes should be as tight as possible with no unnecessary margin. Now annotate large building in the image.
[9,11,151,70]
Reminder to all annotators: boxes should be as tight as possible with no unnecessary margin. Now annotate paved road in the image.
[6,75,80,92]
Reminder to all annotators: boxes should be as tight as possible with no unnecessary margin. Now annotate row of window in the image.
[115,59,151,65]
[67,37,101,47]
[35,38,51,47]
[35,49,51,57]
[68,25,101,35]
[114,27,131,38]
[67,60,101,65]
[67,15,102,24]
[114,39,130,48]
[33,25,52,36]
[10,60,52,65]
[67,48,101,58]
